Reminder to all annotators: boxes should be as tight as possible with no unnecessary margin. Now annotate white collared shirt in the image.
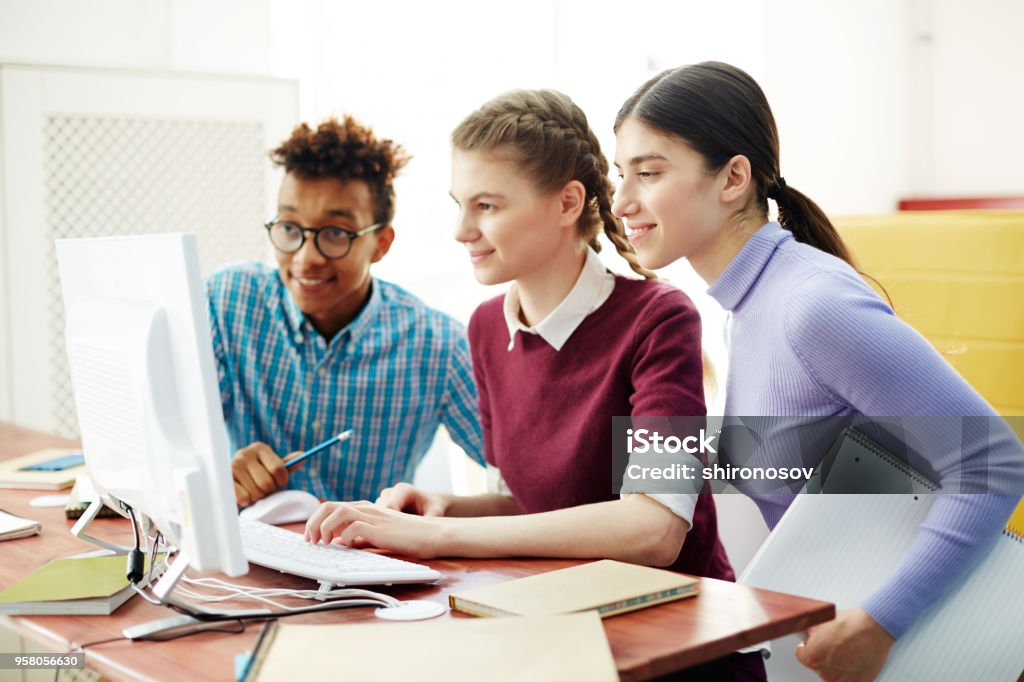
[502,246,614,351]
[487,247,698,526]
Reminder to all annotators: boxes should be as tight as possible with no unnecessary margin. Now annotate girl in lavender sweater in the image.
[611,61,1023,681]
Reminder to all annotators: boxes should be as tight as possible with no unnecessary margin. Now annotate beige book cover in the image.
[0,448,84,490]
[248,611,617,682]
[449,559,698,619]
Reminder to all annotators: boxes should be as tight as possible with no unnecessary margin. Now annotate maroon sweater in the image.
[468,276,735,580]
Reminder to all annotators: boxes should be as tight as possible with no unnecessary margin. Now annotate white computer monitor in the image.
[56,233,247,584]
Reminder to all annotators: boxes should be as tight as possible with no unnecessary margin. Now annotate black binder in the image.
[805,427,940,494]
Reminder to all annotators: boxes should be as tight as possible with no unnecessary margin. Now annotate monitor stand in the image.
[69,499,136,555]
[122,614,245,641]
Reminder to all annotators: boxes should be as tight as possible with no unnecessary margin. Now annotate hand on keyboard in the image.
[305,500,445,559]
[376,483,449,517]
[238,516,441,586]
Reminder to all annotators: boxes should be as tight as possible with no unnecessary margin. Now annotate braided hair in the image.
[452,89,652,278]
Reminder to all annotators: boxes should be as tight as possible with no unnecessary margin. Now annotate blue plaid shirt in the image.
[206,262,484,501]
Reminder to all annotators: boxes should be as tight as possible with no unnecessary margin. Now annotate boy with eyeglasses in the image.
[206,116,483,507]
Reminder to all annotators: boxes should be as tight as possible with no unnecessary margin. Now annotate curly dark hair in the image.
[270,115,411,226]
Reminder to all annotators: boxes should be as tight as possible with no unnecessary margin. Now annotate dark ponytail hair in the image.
[614,61,855,267]
[452,89,653,278]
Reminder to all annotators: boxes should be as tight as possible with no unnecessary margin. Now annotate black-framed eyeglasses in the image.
[264,218,383,260]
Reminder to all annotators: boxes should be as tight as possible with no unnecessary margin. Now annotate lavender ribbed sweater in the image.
[709,222,1023,638]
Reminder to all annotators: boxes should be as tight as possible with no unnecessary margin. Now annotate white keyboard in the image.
[237,517,441,586]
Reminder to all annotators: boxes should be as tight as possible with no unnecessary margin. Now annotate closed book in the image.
[0,553,160,616]
[449,559,699,619]
[0,448,85,490]
[0,510,41,541]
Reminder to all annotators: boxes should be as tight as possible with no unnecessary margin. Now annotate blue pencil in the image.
[284,430,353,470]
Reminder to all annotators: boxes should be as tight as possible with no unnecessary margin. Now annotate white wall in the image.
[7,0,1017,316]
[0,0,272,74]
[761,0,1024,207]
[921,0,1024,196]
[0,0,288,428]
[3,0,1020,303]
[763,0,917,216]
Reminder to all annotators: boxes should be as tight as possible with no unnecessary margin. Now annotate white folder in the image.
[740,494,1024,681]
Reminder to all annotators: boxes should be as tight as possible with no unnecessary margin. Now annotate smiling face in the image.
[612,118,726,274]
[273,172,394,339]
[449,149,571,287]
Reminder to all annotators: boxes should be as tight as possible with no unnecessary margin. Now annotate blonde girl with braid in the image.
[306,90,764,680]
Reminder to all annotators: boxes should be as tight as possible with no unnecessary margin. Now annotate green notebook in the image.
[0,554,158,615]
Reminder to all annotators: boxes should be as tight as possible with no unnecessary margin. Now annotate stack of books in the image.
[0,448,85,491]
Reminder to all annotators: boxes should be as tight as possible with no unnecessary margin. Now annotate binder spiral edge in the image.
[844,428,940,490]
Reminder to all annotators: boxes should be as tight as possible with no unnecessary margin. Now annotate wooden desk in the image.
[0,423,835,681]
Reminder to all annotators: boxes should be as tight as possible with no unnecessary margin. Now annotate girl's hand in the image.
[795,608,894,682]
[304,500,446,558]
[375,482,449,517]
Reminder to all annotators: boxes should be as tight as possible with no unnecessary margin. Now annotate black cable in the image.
[146,530,164,585]
[75,634,129,650]
[124,506,145,584]
[125,505,140,550]
[72,619,247,648]
[161,595,384,623]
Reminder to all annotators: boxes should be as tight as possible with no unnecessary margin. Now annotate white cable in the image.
[177,575,400,610]
[174,585,296,611]
[172,589,387,614]
[183,574,399,604]
[142,527,399,610]
[131,583,163,605]
[129,547,401,615]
